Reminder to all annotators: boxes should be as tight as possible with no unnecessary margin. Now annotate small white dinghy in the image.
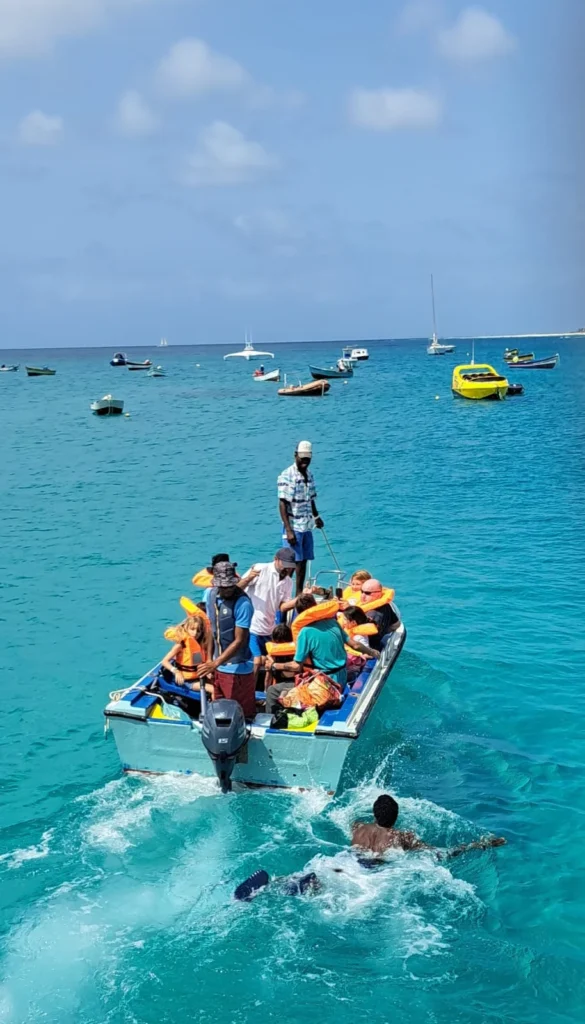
[91,394,124,416]
[252,368,280,382]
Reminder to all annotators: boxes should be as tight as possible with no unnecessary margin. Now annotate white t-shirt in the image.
[245,562,293,636]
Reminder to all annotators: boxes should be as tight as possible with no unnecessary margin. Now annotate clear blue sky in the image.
[0,0,583,347]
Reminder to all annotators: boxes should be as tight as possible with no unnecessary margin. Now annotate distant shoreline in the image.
[1,332,582,352]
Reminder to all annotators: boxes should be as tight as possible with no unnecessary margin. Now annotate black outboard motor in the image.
[200,699,248,793]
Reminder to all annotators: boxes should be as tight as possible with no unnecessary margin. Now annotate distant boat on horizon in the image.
[427,275,455,355]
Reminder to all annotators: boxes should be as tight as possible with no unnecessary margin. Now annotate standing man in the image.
[197,561,256,720]
[238,547,298,683]
[277,440,324,593]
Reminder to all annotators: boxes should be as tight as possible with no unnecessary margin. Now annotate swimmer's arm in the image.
[438,836,507,861]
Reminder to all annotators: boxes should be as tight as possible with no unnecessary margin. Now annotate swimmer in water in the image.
[234,794,506,900]
[352,794,506,860]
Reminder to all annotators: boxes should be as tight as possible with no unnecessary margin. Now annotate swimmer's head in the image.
[373,794,399,828]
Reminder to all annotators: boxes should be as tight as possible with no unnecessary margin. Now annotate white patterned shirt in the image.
[277,464,317,533]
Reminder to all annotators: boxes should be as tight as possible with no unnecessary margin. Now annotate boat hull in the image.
[253,369,280,382]
[507,354,559,370]
[25,367,56,376]
[278,381,330,396]
[91,399,124,415]
[309,365,353,379]
[105,626,406,794]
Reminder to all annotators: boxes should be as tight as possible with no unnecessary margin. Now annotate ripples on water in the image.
[0,339,584,1022]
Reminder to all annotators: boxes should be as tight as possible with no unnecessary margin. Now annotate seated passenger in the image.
[265,594,377,694]
[360,578,400,650]
[264,623,297,714]
[342,605,372,646]
[161,615,213,695]
[342,569,372,605]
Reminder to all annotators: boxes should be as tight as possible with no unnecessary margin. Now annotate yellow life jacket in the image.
[358,587,395,612]
[191,568,213,588]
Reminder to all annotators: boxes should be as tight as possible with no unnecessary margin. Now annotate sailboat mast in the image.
[431,273,438,342]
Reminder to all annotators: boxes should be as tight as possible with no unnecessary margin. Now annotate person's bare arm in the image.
[439,837,507,860]
[265,656,301,676]
[279,499,296,544]
[162,643,185,686]
[311,499,323,529]
[346,639,379,659]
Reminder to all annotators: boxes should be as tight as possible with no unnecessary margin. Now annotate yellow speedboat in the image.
[452,363,509,401]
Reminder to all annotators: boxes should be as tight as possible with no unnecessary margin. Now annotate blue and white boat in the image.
[104,619,406,795]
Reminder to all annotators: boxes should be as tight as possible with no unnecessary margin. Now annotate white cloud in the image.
[156,38,249,98]
[397,0,444,35]
[183,121,278,186]
[437,7,515,62]
[18,110,63,146]
[348,88,442,131]
[0,0,163,60]
[115,90,157,137]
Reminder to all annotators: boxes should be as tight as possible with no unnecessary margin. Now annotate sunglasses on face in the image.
[362,588,382,595]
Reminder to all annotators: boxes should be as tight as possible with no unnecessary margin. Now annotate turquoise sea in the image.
[0,338,583,1023]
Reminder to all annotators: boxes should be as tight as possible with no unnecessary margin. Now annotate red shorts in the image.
[214,670,257,720]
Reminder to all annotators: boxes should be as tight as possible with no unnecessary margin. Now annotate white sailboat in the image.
[427,275,455,355]
[159,337,168,347]
[224,333,275,361]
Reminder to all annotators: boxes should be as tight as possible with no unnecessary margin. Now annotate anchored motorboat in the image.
[309,361,353,380]
[25,366,56,376]
[104,572,406,794]
[452,362,509,400]
[91,395,124,416]
[111,352,152,368]
[253,368,280,382]
[0,364,19,372]
[506,353,559,370]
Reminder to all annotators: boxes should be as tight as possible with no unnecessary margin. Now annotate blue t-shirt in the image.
[294,619,348,686]
[207,592,254,675]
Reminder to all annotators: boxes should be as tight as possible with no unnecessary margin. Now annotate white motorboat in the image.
[427,274,455,355]
[224,336,274,361]
[0,364,19,372]
[252,368,280,382]
[350,347,369,360]
[91,394,124,416]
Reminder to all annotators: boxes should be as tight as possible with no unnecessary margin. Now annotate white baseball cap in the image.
[296,440,312,456]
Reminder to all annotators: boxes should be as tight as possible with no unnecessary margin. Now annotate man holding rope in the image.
[278,440,324,593]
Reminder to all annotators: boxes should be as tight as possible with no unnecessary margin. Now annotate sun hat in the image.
[275,547,296,568]
[206,552,233,573]
[296,441,312,456]
[212,561,239,587]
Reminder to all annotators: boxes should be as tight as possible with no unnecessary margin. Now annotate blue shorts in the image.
[282,529,314,562]
[249,633,272,658]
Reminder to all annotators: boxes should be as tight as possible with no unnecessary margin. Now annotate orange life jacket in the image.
[173,635,204,680]
[291,599,341,640]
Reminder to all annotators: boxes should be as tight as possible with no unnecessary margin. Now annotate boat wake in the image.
[0,753,484,1022]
